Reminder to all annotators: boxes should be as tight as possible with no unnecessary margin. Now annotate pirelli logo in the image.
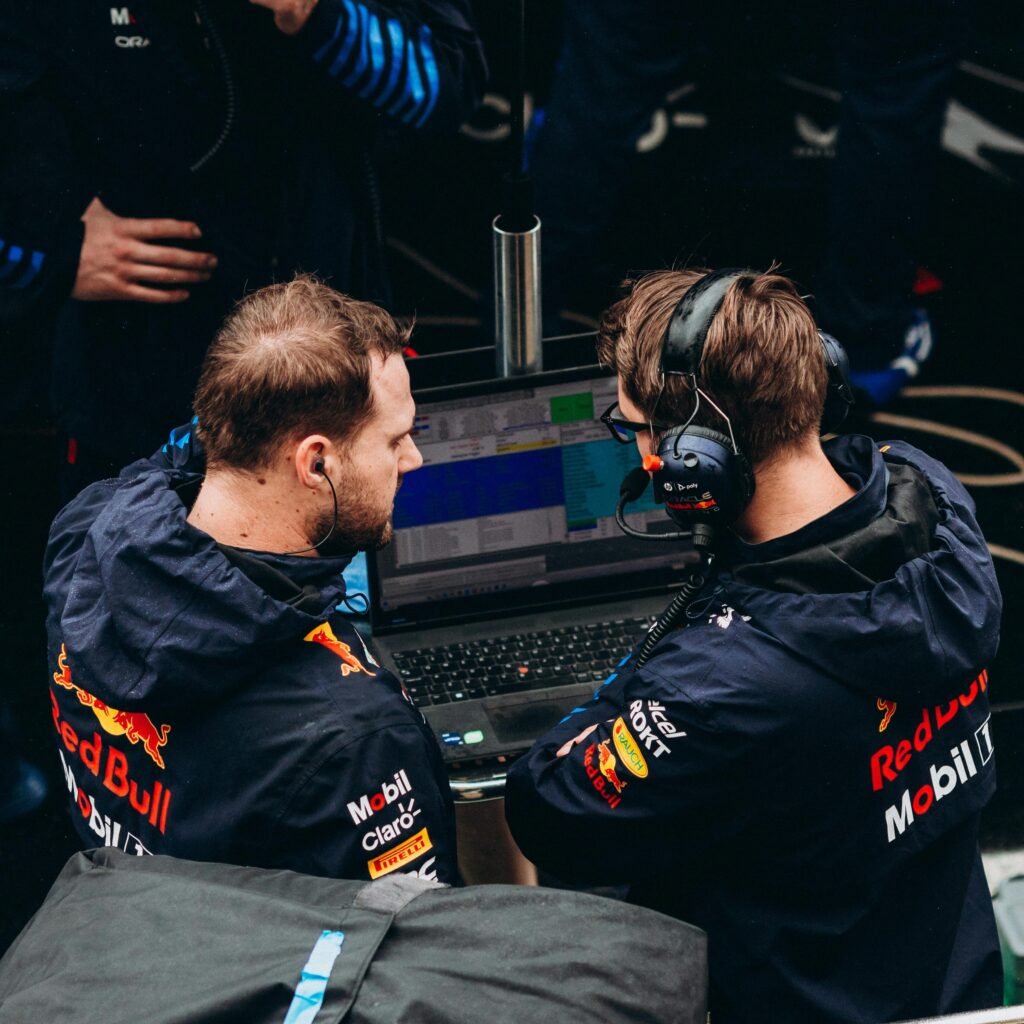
[367,827,433,879]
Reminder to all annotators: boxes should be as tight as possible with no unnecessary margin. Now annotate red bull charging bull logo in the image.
[52,644,171,769]
[583,742,623,810]
[876,698,898,733]
[596,740,627,794]
[304,623,374,677]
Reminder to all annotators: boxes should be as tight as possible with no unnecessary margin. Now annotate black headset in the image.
[645,267,854,544]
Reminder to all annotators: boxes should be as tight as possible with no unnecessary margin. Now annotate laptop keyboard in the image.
[391,616,656,706]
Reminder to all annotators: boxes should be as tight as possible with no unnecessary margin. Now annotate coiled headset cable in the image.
[635,557,712,669]
[190,0,236,174]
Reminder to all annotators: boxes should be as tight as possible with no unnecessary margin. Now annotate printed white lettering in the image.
[885,789,915,843]
[403,856,438,882]
[629,701,673,758]
[361,799,421,851]
[884,741,984,843]
[57,751,152,855]
[347,770,412,824]
[976,717,995,765]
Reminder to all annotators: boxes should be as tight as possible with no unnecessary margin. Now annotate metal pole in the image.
[494,212,542,376]
[493,0,542,377]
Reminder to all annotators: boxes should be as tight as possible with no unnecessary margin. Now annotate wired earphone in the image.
[281,458,339,556]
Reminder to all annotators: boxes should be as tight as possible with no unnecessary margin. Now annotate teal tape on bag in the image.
[283,930,346,1024]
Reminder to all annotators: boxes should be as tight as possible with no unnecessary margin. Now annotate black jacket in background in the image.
[0,0,485,460]
[43,425,459,885]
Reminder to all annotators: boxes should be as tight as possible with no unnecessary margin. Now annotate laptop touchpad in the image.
[486,696,583,745]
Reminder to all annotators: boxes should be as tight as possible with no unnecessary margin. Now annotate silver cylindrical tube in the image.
[493,214,542,377]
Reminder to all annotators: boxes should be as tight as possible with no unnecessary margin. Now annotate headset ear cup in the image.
[818,331,855,434]
[652,425,754,528]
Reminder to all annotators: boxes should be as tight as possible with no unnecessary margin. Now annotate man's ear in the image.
[293,434,334,488]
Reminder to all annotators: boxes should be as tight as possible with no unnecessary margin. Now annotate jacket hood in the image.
[44,425,353,711]
[719,434,1001,703]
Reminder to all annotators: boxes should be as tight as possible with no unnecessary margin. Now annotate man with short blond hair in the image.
[44,276,458,885]
[507,268,1003,1022]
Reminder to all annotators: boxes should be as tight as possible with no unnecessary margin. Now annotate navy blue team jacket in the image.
[43,427,458,885]
[506,435,1003,1023]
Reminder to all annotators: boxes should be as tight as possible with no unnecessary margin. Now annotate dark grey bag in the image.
[0,849,706,1024]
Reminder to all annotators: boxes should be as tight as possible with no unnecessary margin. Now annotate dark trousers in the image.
[531,0,969,365]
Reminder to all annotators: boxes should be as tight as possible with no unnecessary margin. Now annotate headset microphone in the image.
[615,468,688,542]
[615,466,720,551]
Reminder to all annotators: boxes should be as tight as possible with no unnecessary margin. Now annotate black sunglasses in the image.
[599,402,667,445]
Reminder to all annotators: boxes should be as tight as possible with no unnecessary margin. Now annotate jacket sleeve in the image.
[0,14,86,322]
[292,0,486,132]
[279,719,460,885]
[505,659,745,886]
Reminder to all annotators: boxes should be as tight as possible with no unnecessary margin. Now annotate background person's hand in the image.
[71,197,217,304]
[248,0,318,36]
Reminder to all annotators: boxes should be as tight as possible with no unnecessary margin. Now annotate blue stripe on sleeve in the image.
[375,18,405,107]
[341,2,369,88]
[283,930,346,1024]
[358,13,386,99]
[0,245,24,282]
[312,14,343,63]
[413,24,439,127]
[393,38,425,122]
[328,0,361,78]
[11,249,45,289]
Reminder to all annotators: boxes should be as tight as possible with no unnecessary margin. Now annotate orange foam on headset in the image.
[642,454,664,474]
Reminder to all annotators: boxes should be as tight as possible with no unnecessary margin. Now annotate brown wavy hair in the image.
[193,275,411,470]
[595,268,827,466]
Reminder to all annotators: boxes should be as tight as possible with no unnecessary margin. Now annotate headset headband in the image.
[660,268,755,378]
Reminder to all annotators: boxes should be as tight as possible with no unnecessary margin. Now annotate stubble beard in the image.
[308,492,395,556]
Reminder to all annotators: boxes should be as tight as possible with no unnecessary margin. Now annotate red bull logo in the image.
[52,693,173,834]
[876,698,898,733]
[870,669,989,792]
[304,623,374,677]
[597,740,626,794]
[582,742,622,810]
[52,644,171,769]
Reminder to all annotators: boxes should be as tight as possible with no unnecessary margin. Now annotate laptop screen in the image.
[371,367,696,631]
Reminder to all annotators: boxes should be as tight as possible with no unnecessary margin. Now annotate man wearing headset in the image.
[43,276,459,885]
[505,268,1002,1023]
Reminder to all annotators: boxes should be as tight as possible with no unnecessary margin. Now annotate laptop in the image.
[367,364,698,766]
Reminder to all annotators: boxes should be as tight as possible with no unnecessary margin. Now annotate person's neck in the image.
[187,468,317,555]
[733,440,857,545]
